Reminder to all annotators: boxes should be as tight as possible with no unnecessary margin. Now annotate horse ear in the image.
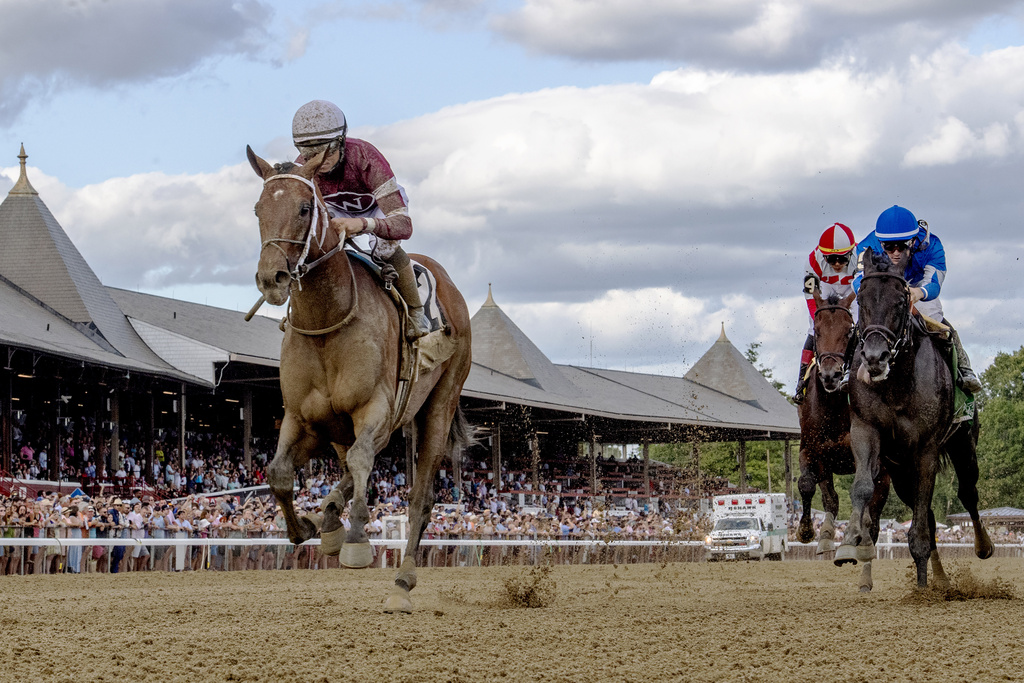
[246,145,273,179]
[811,281,823,307]
[298,148,328,180]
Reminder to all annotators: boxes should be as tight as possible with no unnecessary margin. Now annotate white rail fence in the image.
[2,536,1022,575]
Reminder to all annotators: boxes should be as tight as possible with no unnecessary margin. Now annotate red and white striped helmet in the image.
[817,223,856,254]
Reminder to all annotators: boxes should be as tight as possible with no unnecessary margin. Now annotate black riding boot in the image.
[945,321,983,394]
[386,247,431,340]
[792,333,815,405]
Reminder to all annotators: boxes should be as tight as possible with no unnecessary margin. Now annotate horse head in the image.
[812,285,856,393]
[856,247,910,384]
[246,145,330,306]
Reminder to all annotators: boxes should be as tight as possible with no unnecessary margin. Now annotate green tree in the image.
[745,342,786,394]
[975,347,1024,508]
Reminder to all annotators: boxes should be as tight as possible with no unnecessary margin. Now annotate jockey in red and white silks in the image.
[793,223,857,403]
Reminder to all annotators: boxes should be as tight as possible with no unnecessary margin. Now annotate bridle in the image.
[812,303,855,371]
[258,173,340,289]
[858,271,911,363]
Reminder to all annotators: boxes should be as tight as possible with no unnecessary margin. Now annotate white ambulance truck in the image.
[704,493,788,561]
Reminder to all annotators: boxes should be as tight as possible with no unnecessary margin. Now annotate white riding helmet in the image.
[292,100,347,146]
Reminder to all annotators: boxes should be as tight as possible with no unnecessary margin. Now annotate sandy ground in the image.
[1,557,1021,683]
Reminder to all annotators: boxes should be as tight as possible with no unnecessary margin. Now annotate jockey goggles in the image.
[881,240,912,254]
[825,253,850,265]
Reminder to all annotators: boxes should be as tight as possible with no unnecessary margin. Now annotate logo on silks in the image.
[412,262,446,334]
[324,191,375,215]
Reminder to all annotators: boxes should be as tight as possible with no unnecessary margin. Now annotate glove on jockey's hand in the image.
[331,217,367,238]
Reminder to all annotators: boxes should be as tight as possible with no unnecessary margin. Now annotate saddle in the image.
[344,246,458,429]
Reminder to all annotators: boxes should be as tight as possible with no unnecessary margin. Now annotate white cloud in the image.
[489,0,1022,70]
[0,0,274,125]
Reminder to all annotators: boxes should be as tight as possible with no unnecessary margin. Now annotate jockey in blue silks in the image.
[851,205,982,394]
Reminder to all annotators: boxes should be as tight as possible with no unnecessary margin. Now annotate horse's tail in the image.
[447,404,478,470]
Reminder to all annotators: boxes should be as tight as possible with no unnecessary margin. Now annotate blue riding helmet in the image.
[875,205,918,241]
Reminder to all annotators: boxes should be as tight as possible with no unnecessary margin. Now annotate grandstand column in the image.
[530,432,540,495]
[589,434,597,500]
[783,440,793,501]
[642,441,650,498]
[243,388,252,470]
[110,391,120,470]
[738,439,747,493]
[179,383,186,468]
[490,422,501,494]
[146,392,155,484]
[2,366,11,474]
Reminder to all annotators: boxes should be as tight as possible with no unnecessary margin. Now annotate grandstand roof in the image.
[0,147,205,386]
[463,294,799,438]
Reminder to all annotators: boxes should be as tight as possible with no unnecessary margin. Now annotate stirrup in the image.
[405,307,431,341]
[958,370,982,395]
[839,369,850,393]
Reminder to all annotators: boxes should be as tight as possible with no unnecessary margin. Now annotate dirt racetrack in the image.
[1,557,1021,683]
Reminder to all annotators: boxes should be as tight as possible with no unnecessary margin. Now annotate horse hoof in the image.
[383,586,413,614]
[856,544,876,562]
[320,527,344,557]
[816,539,835,554]
[340,542,374,568]
[834,544,859,567]
[858,585,872,593]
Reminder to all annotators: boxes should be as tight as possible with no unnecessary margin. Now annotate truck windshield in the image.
[714,518,759,531]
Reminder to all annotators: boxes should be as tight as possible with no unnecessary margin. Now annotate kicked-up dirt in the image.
[0,557,1021,682]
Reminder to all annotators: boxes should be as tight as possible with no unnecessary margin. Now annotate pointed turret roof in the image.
[0,147,182,372]
[470,285,579,395]
[683,323,783,411]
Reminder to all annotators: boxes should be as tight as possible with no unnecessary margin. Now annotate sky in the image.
[4,0,1024,388]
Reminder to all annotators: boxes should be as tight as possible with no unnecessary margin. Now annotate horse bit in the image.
[857,271,911,363]
[259,173,340,290]
[812,303,856,371]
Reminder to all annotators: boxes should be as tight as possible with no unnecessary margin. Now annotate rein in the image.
[259,173,334,289]
[858,271,911,363]
[813,304,855,368]
[259,172,358,336]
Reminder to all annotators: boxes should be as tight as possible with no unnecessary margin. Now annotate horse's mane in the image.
[867,247,898,274]
[273,161,299,173]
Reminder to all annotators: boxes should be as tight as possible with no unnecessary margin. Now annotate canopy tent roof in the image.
[947,507,1024,526]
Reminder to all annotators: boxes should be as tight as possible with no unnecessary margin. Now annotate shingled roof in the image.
[0,147,205,385]
[463,291,799,436]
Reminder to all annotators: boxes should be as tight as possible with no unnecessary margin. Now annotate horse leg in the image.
[945,422,995,560]
[855,470,890,593]
[817,475,840,554]
[796,446,818,544]
[339,404,392,569]
[267,416,321,545]
[907,454,940,589]
[319,446,353,557]
[836,418,879,567]
[385,396,462,614]
[925,508,951,590]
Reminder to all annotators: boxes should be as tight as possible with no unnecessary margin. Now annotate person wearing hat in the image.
[793,222,858,403]
[852,205,982,393]
[288,99,431,340]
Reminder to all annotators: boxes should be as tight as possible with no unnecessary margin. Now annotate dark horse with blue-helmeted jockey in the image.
[796,284,890,591]
[835,247,993,588]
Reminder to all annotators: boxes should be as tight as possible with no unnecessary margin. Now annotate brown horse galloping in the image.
[796,286,890,591]
[246,145,473,613]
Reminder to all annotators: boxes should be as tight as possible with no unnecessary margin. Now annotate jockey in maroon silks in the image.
[292,99,431,340]
[793,223,858,404]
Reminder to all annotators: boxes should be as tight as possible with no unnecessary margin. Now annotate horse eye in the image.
[299,203,311,217]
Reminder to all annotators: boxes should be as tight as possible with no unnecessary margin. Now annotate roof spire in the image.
[718,322,728,341]
[9,144,38,196]
[484,283,496,307]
